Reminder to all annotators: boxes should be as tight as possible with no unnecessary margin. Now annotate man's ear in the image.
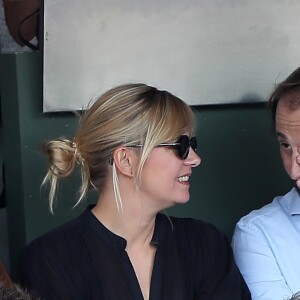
[112,147,135,177]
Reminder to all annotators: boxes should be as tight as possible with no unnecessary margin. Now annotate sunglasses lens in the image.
[177,135,190,159]
[190,137,197,152]
[176,135,197,159]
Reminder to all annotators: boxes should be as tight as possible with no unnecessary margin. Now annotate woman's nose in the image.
[185,148,201,167]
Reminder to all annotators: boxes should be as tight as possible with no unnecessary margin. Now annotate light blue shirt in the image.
[232,188,300,300]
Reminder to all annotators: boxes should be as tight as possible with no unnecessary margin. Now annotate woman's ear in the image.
[112,147,135,178]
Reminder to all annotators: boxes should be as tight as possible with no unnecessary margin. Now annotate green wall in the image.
[0,52,292,276]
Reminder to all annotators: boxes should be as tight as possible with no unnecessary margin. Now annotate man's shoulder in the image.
[237,188,296,228]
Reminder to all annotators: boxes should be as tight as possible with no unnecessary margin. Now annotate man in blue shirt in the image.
[232,67,300,300]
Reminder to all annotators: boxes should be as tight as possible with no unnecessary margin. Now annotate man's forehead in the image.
[279,89,300,108]
[276,98,300,128]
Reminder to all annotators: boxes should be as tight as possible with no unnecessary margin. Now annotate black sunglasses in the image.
[127,135,197,160]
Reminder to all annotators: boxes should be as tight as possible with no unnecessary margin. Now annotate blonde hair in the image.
[42,83,195,212]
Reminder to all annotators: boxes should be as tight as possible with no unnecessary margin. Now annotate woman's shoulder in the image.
[23,210,92,260]
[162,215,232,271]
[162,215,227,248]
[18,210,99,292]
[170,215,222,236]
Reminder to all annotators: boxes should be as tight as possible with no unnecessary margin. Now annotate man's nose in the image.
[291,152,300,180]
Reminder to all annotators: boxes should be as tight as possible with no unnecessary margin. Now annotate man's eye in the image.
[280,142,290,149]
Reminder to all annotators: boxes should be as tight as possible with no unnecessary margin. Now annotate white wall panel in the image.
[43,0,300,111]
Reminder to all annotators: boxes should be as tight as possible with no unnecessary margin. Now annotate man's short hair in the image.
[268,67,300,121]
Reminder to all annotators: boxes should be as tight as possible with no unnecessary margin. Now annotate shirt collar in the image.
[288,187,300,215]
[83,206,173,249]
[150,213,173,247]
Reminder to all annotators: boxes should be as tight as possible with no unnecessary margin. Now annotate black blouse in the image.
[19,208,250,300]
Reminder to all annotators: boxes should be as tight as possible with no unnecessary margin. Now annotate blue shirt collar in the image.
[289,187,300,215]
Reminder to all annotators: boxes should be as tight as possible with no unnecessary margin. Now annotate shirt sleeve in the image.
[232,220,293,300]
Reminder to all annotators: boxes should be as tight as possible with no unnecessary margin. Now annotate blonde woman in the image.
[19,84,250,300]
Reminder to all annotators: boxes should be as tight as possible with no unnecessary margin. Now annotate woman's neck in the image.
[92,189,157,300]
[92,191,157,247]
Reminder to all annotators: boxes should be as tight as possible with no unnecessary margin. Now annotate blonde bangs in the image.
[136,93,195,181]
[152,94,195,142]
